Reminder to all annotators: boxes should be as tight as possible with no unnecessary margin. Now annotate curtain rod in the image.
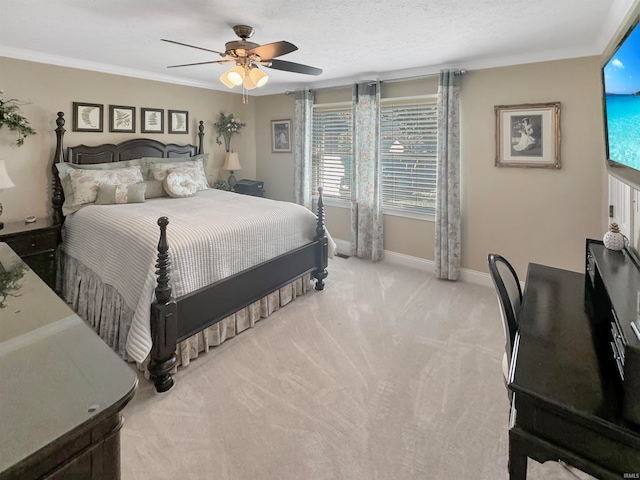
[284,69,467,95]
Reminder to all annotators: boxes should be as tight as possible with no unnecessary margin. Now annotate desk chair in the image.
[488,253,522,402]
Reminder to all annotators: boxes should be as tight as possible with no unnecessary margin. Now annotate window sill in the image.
[313,197,435,222]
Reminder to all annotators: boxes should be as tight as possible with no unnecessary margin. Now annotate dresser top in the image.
[0,243,138,475]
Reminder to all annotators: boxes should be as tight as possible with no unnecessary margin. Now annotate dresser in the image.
[0,243,138,480]
[507,243,640,479]
[0,218,59,289]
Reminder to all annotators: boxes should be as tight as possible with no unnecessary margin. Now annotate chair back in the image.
[488,254,523,369]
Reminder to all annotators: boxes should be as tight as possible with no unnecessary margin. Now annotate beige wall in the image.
[254,57,607,277]
[2,55,608,278]
[0,57,256,223]
[462,57,606,277]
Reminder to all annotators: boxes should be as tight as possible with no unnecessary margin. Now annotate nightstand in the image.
[234,179,265,197]
[0,217,60,289]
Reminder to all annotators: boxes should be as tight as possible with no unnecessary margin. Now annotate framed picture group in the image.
[72,102,189,135]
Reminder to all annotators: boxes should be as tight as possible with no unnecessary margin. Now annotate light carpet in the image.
[121,256,593,480]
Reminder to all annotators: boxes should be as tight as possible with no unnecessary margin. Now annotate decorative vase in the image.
[223,133,231,153]
[603,223,628,251]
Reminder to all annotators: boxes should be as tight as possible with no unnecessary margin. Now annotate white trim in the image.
[0,46,226,92]
[331,238,493,288]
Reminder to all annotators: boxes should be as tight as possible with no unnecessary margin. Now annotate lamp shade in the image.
[0,160,16,189]
[219,72,236,88]
[248,67,269,87]
[222,152,241,171]
[227,65,245,85]
[243,75,257,90]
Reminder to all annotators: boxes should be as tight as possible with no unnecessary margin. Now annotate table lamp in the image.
[222,152,242,189]
[0,160,16,229]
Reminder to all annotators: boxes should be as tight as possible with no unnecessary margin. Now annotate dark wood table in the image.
[508,262,640,479]
[0,243,138,479]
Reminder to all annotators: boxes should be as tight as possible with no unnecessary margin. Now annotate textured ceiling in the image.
[0,0,635,95]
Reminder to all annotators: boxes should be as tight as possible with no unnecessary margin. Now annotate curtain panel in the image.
[350,81,384,262]
[435,70,461,280]
[294,89,314,209]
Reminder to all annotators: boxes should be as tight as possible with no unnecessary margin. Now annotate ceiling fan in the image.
[162,25,322,90]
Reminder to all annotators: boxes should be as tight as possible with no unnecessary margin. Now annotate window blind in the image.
[311,103,352,200]
[380,97,438,214]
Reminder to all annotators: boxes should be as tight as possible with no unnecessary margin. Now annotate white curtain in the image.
[350,81,384,261]
[435,70,461,280]
[294,89,314,209]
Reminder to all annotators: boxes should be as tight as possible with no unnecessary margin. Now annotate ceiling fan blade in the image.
[248,41,297,60]
[161,38,226,56]
[266,59,322,76]
[167,60,230,68]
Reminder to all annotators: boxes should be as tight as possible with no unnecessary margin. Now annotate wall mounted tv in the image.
[603,18,640,190]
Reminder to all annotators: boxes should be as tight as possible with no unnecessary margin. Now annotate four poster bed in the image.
[50,112,330,393]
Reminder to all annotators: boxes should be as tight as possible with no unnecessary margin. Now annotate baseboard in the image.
[331,238,493,288]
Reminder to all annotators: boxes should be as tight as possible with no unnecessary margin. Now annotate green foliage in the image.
[0,263,27,308]
[213,112,246,151]
[0,90,36,147]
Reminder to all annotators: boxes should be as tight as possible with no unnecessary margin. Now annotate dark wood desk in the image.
[0,243,138,479]
[508,262,640,480]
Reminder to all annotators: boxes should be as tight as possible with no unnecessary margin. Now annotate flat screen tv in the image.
[603,18,640,190]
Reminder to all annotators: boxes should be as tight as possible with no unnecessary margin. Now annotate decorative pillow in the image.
[144,180,168,199]
[163,171,199,198]
[95,182,147,205]
[149,160,208,190]
[68,166,144,207]
[56,159,146,215]
[140,153,209,180]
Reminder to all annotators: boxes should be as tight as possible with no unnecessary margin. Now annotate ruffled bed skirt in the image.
[57,251,312,372]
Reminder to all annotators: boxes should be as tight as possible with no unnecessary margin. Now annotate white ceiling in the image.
[0,0,635,96]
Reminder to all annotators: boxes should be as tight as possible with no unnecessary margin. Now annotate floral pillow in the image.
[68,166,144,207]
[95,182,147,205]
[163,171,199,198]
[148,159,208,190]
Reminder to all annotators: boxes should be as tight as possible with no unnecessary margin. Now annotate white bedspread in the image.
[61,189,332,363]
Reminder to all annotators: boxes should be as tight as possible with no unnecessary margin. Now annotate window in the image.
[380,96,438,215]
[312,103,352,201]
[311,96,438,216]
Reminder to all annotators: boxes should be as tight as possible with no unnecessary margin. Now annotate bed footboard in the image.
[149,189,329,393]
[148,217,178,393]
[313,187,328,290]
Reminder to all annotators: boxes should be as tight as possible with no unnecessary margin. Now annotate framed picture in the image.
[109,105,135,133]
[168,110,188,134]
[271,119,292,153]
[495,102,561,168]
[72,102,103,132]
[141,108,164,134]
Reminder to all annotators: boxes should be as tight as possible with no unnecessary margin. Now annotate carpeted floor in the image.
[120,256,593,480]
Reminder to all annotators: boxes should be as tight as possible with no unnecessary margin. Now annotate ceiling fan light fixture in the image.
[248,66,268,87]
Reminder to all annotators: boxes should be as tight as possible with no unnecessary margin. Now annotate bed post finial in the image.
[198,121,204,154]
[52,112,65,225]
[149,216,178,393]
[313,186,328,290]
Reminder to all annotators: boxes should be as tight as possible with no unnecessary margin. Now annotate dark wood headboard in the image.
[67,139,200,165]
[51,111,205,223]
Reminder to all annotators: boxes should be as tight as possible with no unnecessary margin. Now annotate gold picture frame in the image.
[495,102,561,168]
